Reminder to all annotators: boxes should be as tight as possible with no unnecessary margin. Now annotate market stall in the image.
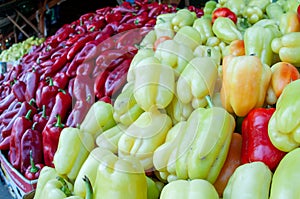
[0,0,300,198]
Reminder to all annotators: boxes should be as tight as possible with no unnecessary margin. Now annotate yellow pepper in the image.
[220,55,271,117]
[93,148,147,199]
[118,109,172,170]
[177,57,218,109]
[53,127,94,182]
[132,56,175,111]
[160,179,219,199]
[223,162,272,199]
[268,79,300,152]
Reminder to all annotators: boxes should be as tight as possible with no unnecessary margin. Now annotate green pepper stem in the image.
[32,122,38,130]
[56,176,72,197]
[46,77,54,86]
[29,98,36,106]
[83,175,93,199]
[25,109,32,120]
[205,95,214,108]
[207,48,212,57]
[42,105,47,119]
[54,114,64,128]
[58,89,66,94]
[29,150,39,173]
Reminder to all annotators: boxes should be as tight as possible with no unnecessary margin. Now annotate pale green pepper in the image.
[139,30,157,50]
[268,79,300,152]
[247,0,270,12]
[203,0,217,16]
[113,82,144,126]
[154,39,195,77]
[166,95,193,125]
[173,26,202,50]
[218,0,247,16]
[193,17,214,44]
[118,109,172,170]
[212,17,243,44]
[171,9,196,32]
[266,2,284,22]
[223,161,272,199]
[93,148,147,199]
[53,127,95,182]
[132,56,175,111]
[194,45,222,65]
[39,176,73,199]
[270,148,300,199]
[154,21,175,39]
[177,57,218,109]
[160,179,219,199]
[242,6,263,24]
[279,11,300,34]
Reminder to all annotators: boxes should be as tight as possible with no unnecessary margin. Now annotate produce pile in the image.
[2,0,300,198]
[0,36,45,63]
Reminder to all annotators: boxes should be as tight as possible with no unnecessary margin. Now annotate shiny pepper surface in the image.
[132,56,175,111]
[221,55,271,117]
[153,106,235,183]
[268,79,300,152]
[212,17,242,44]
[171,9,196,32]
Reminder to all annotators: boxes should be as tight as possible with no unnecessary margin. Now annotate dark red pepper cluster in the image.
[0,0,203,180]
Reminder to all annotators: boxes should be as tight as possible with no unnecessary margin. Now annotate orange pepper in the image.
[213,133,242,197]
[279,11,300,34]
[228,40,245,56]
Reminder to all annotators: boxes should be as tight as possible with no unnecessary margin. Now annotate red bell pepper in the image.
[148,3,163,18]
[66,34,95,61]
[24,69,40,102]
[12,80,26,102]
[42,48,69,78]
[105,10,123,23]
[53,72,69,90]
[95,49,126,71]
[212,7,237,24]
[66,100,91,128]
[9,109,33,170]
[33,105,48,133]
[73,75,94,104]
[24,150,44,180]
[0,99,20,125]
[241,108,287,171]
[0,136,11,151]
[87,17,106,32]
[76,61,94,77]
[20,124,43,174]
[42,114,64,167]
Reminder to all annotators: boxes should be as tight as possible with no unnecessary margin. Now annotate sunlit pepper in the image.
[160,179,219,199]
[223,162,272,199]
[177,57,218,109]
[279,11,300,34]
[193,17,214,44]
[93,148,147,199]
[212,17,242,44]
[271,32,300,66]
[118,109,172,170]
[132,56,175,111]
[220,55,271,117]
[269,148,300,199]
[53,127,94,181]
[268,79,300,152]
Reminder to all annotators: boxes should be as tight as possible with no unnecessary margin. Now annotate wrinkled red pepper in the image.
[241,108,287,171]
[9,109,33,170]
[24,150,44,180]
[42,48,69,78]
[42,114,64,167]
[212,7,237,24]
[21,125,43,174]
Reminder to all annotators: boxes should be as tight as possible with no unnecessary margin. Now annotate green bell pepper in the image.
[268,79,300,152]
[223,161,272,199]
[212,17,242,44]
[270,148,300,199]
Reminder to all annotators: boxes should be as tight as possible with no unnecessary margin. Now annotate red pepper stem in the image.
[29,150,39,173]
[83,175,93,199]
[25,109,32,120]
[205,95,214,108]
[54,114,64,128]
[56,176,72,197]
[42,105,47,118]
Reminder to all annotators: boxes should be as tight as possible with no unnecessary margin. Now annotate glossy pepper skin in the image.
[270,148,300,199]
[271,32,300,66]
[221,55,271,117]
[268,79,300,152]
[212,17,242,44]
[212,7,237,24]
[24,150,44,180]
[53,127,94,182]
[223,162,272,199]
[160,179,219,199]
[93,148,147,199]
[241,108,287,171]
[171,9,196,32]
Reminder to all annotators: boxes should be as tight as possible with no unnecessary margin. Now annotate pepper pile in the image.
[32,0,300,198]
[0,0,203,180]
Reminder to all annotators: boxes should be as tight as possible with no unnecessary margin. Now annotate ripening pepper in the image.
[171,9,196,32]
[266,62,300,105]
[53,127,94,182]
[212,17,242,44]
[269,148,300,199]
[154,101,235,184]
[220,55,271,117]
[118,109,172,170]
[93,148,147,199]
[154,39,194,77]
[132,56,175,111]
[244,24,281,66]
[177,57,218,109]
[79,101,116,138]
[192,17,214,44]
[279,11,300,34]
[241,108,287,171]
[271,32,300,66]
[160,179,219,199]
[268,79,300,152]
[223,162,272,199]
